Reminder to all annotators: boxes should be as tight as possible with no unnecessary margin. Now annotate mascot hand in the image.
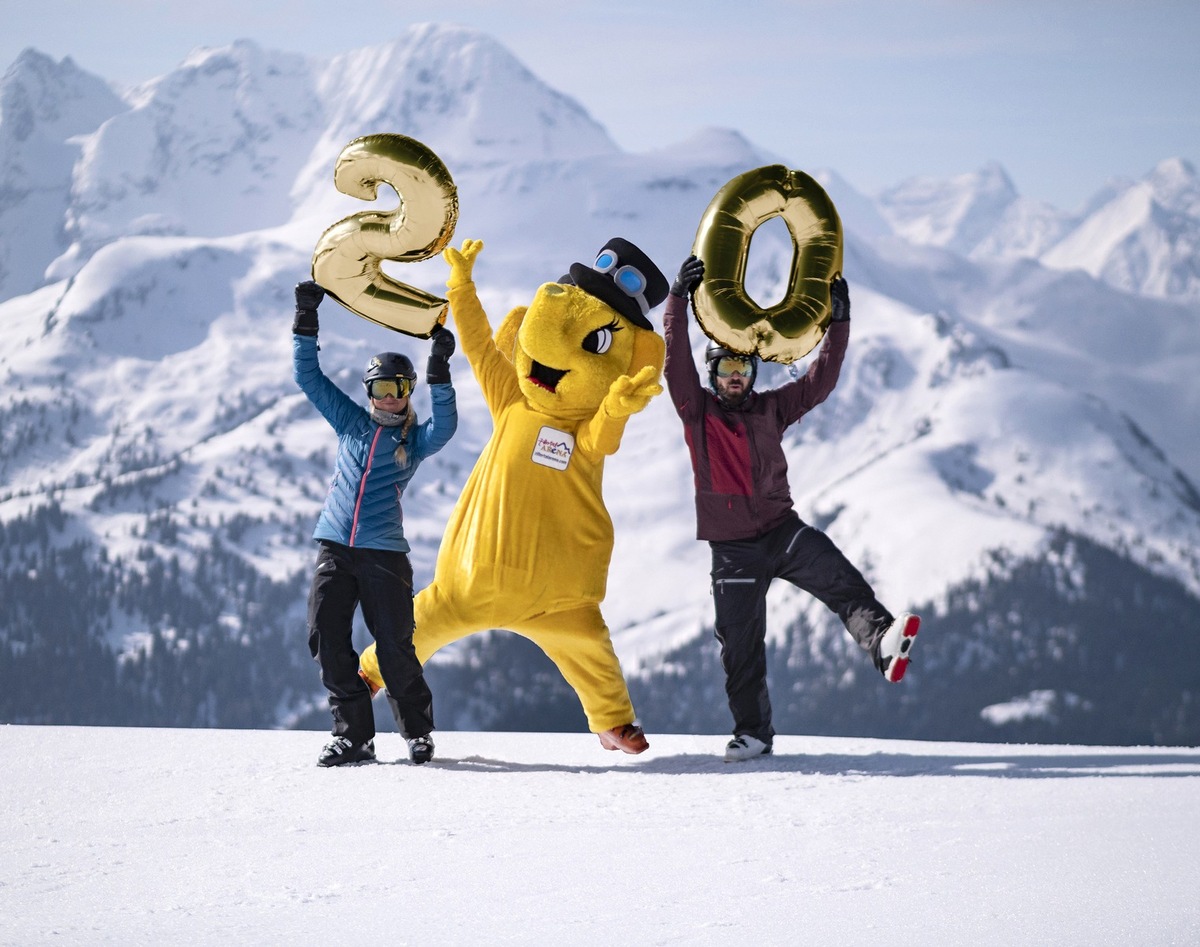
[444,238,484,290]
[604,364,663,419]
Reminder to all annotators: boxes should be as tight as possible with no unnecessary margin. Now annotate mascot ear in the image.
[628,327,666,377]
[493,306,527,364]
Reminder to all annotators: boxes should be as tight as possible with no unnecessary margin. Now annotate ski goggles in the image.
[366,377,413,400]
[714,355,756,378]
[593,248,651,317]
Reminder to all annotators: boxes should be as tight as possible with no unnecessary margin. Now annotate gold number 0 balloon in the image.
[311,134,458,338]
[691,165,843,364]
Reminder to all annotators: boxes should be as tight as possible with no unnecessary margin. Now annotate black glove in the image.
[671,255,705,297]
[426,325,455,384]
[293,280,325,336]
[830,276,850,322]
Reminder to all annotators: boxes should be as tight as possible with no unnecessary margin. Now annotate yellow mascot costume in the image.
[361,236,669,753]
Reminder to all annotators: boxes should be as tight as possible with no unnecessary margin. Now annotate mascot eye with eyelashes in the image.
[582,320,622,355]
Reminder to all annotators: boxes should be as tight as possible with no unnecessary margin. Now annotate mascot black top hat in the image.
[560,237,668,330]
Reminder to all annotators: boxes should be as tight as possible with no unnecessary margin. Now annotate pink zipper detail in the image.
[350,427,384,546]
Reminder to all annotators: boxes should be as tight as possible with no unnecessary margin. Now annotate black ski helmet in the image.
[705,341,757,390]
[362,352,417,392]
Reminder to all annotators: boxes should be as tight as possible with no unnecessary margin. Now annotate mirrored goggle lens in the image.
[367,378,412,399]
[715,356,755,378]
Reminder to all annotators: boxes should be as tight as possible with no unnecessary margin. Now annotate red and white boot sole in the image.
[880,613,921,683]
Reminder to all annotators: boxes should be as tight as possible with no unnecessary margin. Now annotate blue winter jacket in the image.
[293,333,457,552]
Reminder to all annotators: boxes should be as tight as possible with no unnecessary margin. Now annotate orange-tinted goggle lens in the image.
[715,356,755,378]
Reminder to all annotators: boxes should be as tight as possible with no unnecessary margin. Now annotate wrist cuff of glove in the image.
[293,309,319,335]
[426,357,451,385]
[830,312,850,323]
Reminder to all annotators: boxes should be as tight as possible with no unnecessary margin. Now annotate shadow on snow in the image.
[368,749,1200,779]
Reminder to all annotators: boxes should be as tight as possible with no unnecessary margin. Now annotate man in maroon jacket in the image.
[663,255,920,762]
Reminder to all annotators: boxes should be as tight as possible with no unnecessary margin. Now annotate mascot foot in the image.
[598,724,649,754]
[358,668,381,698]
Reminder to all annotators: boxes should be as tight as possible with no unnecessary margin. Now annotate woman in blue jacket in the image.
[292,280,457,766]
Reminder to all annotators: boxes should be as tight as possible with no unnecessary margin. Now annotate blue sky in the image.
[3,0,1196,210]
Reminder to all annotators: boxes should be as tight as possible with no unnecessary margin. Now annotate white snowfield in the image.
[2,726,1197,946]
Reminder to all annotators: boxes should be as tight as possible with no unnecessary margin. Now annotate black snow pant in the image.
[709,511,894,744]
[307,540,433,743]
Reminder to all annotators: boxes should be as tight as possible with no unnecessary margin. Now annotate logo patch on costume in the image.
[531,426,574,470]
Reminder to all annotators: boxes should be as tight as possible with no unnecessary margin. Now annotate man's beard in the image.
[717,385,749,407]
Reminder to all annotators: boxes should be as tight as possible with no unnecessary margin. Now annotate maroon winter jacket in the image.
[662,292,850,542]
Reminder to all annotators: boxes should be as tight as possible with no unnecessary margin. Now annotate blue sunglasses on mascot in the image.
[366,377,413,400]
[592,248,651,317]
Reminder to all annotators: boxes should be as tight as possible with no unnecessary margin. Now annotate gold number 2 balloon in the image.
[691,165,843,364]
[311,134,458,337]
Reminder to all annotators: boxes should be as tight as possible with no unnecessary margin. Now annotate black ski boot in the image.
[407,735,434,765]
[317,736,376,767]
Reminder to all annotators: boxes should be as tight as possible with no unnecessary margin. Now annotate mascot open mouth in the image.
[528,359,569,393]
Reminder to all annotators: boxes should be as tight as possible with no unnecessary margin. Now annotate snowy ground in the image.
[2,727,1198,946]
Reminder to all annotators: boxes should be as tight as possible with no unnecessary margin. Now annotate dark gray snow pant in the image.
[709,512,894,744]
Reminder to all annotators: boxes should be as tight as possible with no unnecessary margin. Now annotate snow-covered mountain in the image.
[878,162,1075,260]
[0,49,124,301]
[1,26,1197,745]
[879,156,1200,301]
[1041,157,1200,299]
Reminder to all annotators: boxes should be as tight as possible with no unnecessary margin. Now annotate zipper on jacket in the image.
[350,427,385,546]
[744,418,760,527]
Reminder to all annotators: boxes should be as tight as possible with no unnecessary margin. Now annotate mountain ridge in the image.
[1,25,1197,744]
